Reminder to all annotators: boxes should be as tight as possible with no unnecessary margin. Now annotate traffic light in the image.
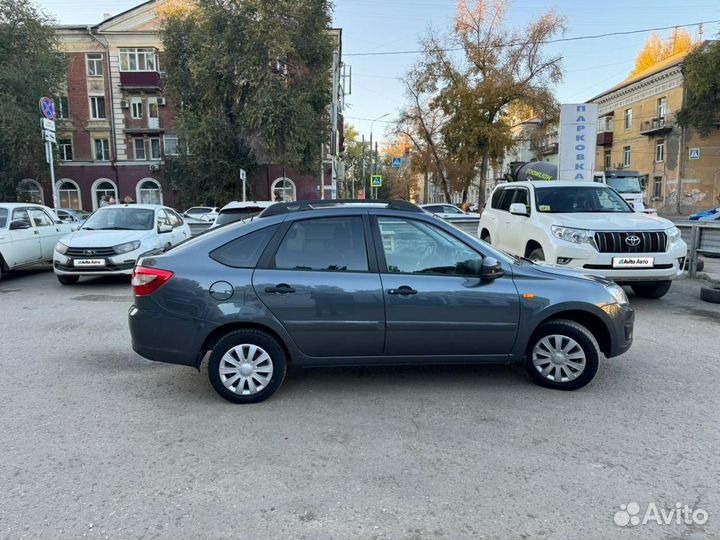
[404,142,411,157]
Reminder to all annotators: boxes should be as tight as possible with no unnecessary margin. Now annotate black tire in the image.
[630,281,671,299]
[525,319,600,391]
[700,285,720,304]
[528,247,545,262]
[481,231,491,243]
[57,274,79,285]
[208,329,287,404]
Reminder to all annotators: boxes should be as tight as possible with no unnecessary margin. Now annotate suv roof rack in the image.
[260,199,424,217]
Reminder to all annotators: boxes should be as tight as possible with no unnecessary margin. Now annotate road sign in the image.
[41,118,55,132]
[370,175,383,187]
[43,130,56,144]
[39,96,56,120]
[392,157,403,168]
[689,147,700,160]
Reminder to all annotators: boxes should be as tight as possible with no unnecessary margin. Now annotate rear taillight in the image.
[131,266,174,296]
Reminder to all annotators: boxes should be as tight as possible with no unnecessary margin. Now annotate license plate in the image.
[612,256,654,268]
[73,258,106,267]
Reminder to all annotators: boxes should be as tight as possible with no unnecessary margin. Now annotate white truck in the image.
[592,170,654,213]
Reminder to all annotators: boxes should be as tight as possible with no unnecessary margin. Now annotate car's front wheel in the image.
[57,274,79,285]
[207,329,287,404]
[528,247,545,262]
[630,280,671,299]
[525,319,600,391]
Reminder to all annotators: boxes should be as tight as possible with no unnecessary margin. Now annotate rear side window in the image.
[0,208,7,228]
[12,208,31,226]
[210,225,278,268]
[273,216,368,272]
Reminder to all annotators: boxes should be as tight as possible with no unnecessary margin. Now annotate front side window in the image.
[59,139,73,161]
[378,217,481,275]
[623,146,631,167]
[94,139,110,161]
[624,108,632,130]
[535,186,633,213]
[87,53,103,76]
[28,208,55,227]
[0,208,7,228]
[273,217,368,272]
[82,208,155,231]
[119,48,159,72]
[655,140,665,163]
[211,226,279,268]
[89,96,106,119]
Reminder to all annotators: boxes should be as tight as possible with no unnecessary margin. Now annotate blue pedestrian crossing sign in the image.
[392,157,403,168]
[370,175,383,187]
[689,148,700,160]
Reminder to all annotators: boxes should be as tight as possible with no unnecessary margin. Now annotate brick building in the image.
[19,0,343,211]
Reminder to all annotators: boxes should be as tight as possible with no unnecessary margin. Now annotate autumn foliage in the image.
[630,29,694,76]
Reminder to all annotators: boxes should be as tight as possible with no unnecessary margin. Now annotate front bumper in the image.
[53,248,144,276]
[603,303,635,358]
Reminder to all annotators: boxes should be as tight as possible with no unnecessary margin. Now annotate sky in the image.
[37,0,720,143]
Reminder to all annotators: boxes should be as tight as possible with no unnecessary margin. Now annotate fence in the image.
[445,217,480,237]
[675,221,720,277]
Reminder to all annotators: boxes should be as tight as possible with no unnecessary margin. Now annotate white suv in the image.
[478,181,687,298]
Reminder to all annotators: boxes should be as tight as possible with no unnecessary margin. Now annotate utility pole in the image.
[330,49,339,200]
[361,134,365,199]
[369,113,389,200]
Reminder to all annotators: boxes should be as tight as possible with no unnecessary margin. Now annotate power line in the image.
[344,19,720,57]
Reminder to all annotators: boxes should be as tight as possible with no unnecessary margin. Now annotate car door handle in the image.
[265,284,296,294]
[388,286,418,296]
[34,230,39,235]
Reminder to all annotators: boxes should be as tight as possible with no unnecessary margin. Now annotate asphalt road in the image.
[1,268,719,540]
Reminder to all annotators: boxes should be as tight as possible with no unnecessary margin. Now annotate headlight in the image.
[666,226,681,244]
[55,242,68,255]
[606,283,629,305]
[551,225,596,247]
[113,240,141,254]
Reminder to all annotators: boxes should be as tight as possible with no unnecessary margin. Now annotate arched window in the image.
[136,178,163,205]
[17,179,44,204]
[57,179,82,209]
[91,179,118,210]
[271,177,296,202]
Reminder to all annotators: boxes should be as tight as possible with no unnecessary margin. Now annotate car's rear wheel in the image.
[630,281,671,299]
[525,319,600,391]
[57,274,79,285]
[208,329,287,404]
[528,247,545,262]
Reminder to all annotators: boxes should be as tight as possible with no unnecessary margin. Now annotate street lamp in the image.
[368,113,389,199]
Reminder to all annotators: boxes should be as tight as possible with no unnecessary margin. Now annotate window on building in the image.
[604,150,612,170]
[131,97,143,119]
[653,176,663,199]
[137,179,162,205]
[598,116,613,132]
[655,139,665,163]
[623,146,631,167]
[149,138,161,160]
[657,97,667,119]
[271,177,296,202]
[55,96,70,119]
[57,181,81,209]
[119,48,159,72]
[59,139,73,161]
[89,96,106,119]
[624,108,632,130]
[87,53,103,76]
[94,138,110,161]
[133,138,146,160]
[17,179,44,204]
[93,180,117,209]
[163,135,178,155]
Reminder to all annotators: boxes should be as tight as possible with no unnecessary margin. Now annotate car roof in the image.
[0,202,52,209]
[95,203,165,211]
[500,181,614,189]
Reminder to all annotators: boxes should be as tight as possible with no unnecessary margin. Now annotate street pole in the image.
[374,141,378,199]
[361,134,365,199]
[320,142,325,200]
[369,113,389,200]
[48,141,58,209]
[369,130,373,199]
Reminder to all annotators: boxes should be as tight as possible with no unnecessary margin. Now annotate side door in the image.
[504,186,531,255]
[252,214,385,359]
[482,187,506,244]
[164,209,189,244]
[6,208,41,267]
[372,215,519,359]
[494,187,517,252]
[28,207,68,260]
[155,209,174,247]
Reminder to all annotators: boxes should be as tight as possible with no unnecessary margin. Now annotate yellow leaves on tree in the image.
[156,0,197,20]
[631,29,694,76]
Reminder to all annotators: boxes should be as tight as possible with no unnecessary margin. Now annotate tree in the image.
[630,29,694,76]
[677,39,720,137]
[161,0,333,205]
[0,0,65,201]
[401,0,565,207]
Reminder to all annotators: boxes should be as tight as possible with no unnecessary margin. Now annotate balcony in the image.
[640,116,673,135]
[120,71,161,90]
[596,131,613,146]
[539,142,558,155]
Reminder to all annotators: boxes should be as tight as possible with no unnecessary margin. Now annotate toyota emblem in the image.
[625,235,641,247]
[82,249,96,256]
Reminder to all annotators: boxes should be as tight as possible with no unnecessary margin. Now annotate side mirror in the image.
[479,257,505,280]
[9,220,31,230]
[158,223,173,234]
[509,202,529,216]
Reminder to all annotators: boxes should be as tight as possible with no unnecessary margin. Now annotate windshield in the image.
[606,176,642,193]
[535,186,633,213]
[215,207,266,226]
[81,208,155,230]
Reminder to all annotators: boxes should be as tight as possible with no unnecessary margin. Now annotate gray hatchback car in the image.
[129,200,634,403]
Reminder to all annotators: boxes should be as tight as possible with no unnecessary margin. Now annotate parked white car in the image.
[478,181,687,298]
[420,203,480,220]
[53,204,191,284]
[211,201,275,228]
[0,203,74,281]
[183,206,219,222]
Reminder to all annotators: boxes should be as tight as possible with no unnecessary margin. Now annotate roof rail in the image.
[259,199,424,217]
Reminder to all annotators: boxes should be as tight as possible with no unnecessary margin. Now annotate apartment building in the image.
[591,47,720,215]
